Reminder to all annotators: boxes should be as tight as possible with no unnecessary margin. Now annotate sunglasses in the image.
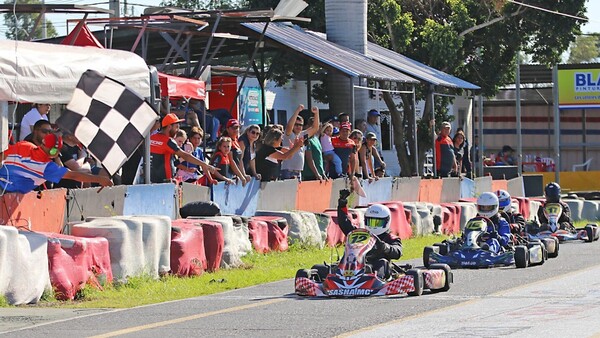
[39,128,53,134]
[294,123,303,127]
[250,130,260,135]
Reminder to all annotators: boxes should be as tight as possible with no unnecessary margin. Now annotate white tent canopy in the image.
[0,40,150,103]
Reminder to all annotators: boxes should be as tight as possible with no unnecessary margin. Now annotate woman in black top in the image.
[238,124,261,180]
[255,128,304,182]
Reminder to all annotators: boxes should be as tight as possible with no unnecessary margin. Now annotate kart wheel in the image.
[406,269,424,297]
[433,242,449,256]
[550,238,560,258]
[311,264,330,282]
[423,246,438,268]
[428,264,452,292]
[295,269,311,279]
[541,238,557,258]
[514,246,529,268]
[585,225,595,243]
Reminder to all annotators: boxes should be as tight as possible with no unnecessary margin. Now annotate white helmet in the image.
[496,189,511,212]
[477,192,499,218]
[364,204,391,236]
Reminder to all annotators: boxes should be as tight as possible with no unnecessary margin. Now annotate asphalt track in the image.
[2,239,600,338]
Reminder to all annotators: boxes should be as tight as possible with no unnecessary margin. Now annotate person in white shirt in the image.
[20,103,50,141]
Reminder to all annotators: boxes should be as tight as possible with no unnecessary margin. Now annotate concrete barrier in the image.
[329,178,354,208]
[257,180,298,211]
[391,177,420,202]
[419,179,443,204]
[460,178,475,199]
[180,183,210,209]
[296,180,333,213]
[67,186,127,222]
[491,180,508,193]
[507,177,525,197]
[441,178,461,203]
[0,227,50,305]
[358,177,393,206]
[1,189,67,233]
[212,179,260,216]
[474,176,493,196]
[123,184,178,219]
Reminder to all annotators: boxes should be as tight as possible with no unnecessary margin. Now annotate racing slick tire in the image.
[423,246,439,268]
[428,264,452,293]
[543,237,559,258]
[406,269,424,297]
[584,225,596,243]
[295,269,311,279]
[433,242,449,256]
[514,245,529,268]
[310,264,330,282]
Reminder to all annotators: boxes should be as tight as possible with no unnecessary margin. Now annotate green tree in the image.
[568,34,600,63]
[160,0,242,9]
[4,0,58,40]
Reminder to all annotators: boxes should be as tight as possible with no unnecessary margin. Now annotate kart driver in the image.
[496,189,526,234]
[337,189,402,280]
[537,182,573,231]
[474,192,512,253]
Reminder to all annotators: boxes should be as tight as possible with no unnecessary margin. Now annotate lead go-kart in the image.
[295,229,452,297]
[526,203,600,243]
[423,217,548,269]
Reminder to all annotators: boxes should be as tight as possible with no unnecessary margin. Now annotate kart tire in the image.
[433,242,449,256]
[550,238,560,258]
[423,246,438,268]
[541,238,557,258]
[406,269,424,297]
[428,264,452,293]
[514,246,529,269]
[311,264,330,282]
[585,225,595,243]
[295,269,311,280]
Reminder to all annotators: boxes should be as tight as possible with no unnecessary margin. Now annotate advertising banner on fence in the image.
[558,67,600,109]
[239,87,263,125]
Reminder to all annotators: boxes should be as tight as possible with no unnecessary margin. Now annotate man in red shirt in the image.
[332,121,357,178]
[434,121,457,177]
[150,113,217,183]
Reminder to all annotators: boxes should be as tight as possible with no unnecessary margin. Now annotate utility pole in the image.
[42,0,47,38]
[109,0,120,19]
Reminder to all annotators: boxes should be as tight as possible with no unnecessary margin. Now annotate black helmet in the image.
[545,182,561,203]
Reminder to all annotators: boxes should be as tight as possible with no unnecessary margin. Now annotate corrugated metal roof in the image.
[242,22,419,84]
[367,42,480,90]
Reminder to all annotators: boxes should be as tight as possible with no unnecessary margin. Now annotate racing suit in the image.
[500,210,526,234]
[337,198,402,279]
[537,201,573,231]
[477,214,511,254]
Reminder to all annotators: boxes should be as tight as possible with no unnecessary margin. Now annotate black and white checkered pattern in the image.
[56,69,158,176]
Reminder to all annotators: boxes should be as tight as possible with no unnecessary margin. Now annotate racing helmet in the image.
[496,189,512,212]
[545,182,561,203]
[364,204,391,236]
[477,192,499,218]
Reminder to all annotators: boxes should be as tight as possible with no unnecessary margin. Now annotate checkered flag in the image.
[56,69,158,176]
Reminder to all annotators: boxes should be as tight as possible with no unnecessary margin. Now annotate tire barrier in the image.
[250,216,289,252]
[374,201,413,240]
[192,216,252,269]
[454,202,478,232]
[255,211,324,248]
[582,201,600,222]
[564,199,584,221]
[170,219,207,277]
[0,227,50,305]
[440,203,462,234]
[196,220,224,272]
[528,200,542,221]
[313,213,332,244]
[247,219,270,253]
[1,189,67,233]
[180,200,221,218]
[322,209,349,247]
[126,216,172,277]
[404,202,435,236]
[42,232,112,300]
[513,197,531,220]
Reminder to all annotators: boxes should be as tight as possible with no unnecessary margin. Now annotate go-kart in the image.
[527,203,600,243]
[423,217,546,269]
[295,229,452,297]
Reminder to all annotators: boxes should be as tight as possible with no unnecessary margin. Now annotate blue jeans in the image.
[280,169,302,181]
[323,150,342,176]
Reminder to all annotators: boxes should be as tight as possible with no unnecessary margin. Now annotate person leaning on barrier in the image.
[0,133,113,194]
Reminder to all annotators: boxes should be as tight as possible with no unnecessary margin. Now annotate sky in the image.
[0,0,598,38]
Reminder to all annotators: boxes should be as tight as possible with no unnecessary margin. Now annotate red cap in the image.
[161,113,185,127]
[340,122,352,130]
[226,119,240,128]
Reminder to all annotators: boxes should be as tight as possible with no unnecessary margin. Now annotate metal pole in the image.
[412,86,418,176]
[478,95,484,178]
[516,53,523,175]
[430,88,436,177]
[552,65,560,183]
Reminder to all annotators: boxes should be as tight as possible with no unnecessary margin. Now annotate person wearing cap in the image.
[360,132,387,180]
[219,118,250,185]
[20,103,50,141]
[329,116,341,136]
[150,113,217,184]
[0,133,113,194]
[280,104,320,180]
[331,121,357,178]
[434,121,457,177]
[366,109,383,153]
[496,145,516,165]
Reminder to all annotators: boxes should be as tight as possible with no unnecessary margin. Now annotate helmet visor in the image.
[478,204,496,213]
[365,217,387,231]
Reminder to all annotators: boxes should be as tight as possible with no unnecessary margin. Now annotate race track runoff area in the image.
[345,264,600,338]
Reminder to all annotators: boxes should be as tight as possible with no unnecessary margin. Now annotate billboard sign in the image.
[558,68,600,109]
[239,87,263,125]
